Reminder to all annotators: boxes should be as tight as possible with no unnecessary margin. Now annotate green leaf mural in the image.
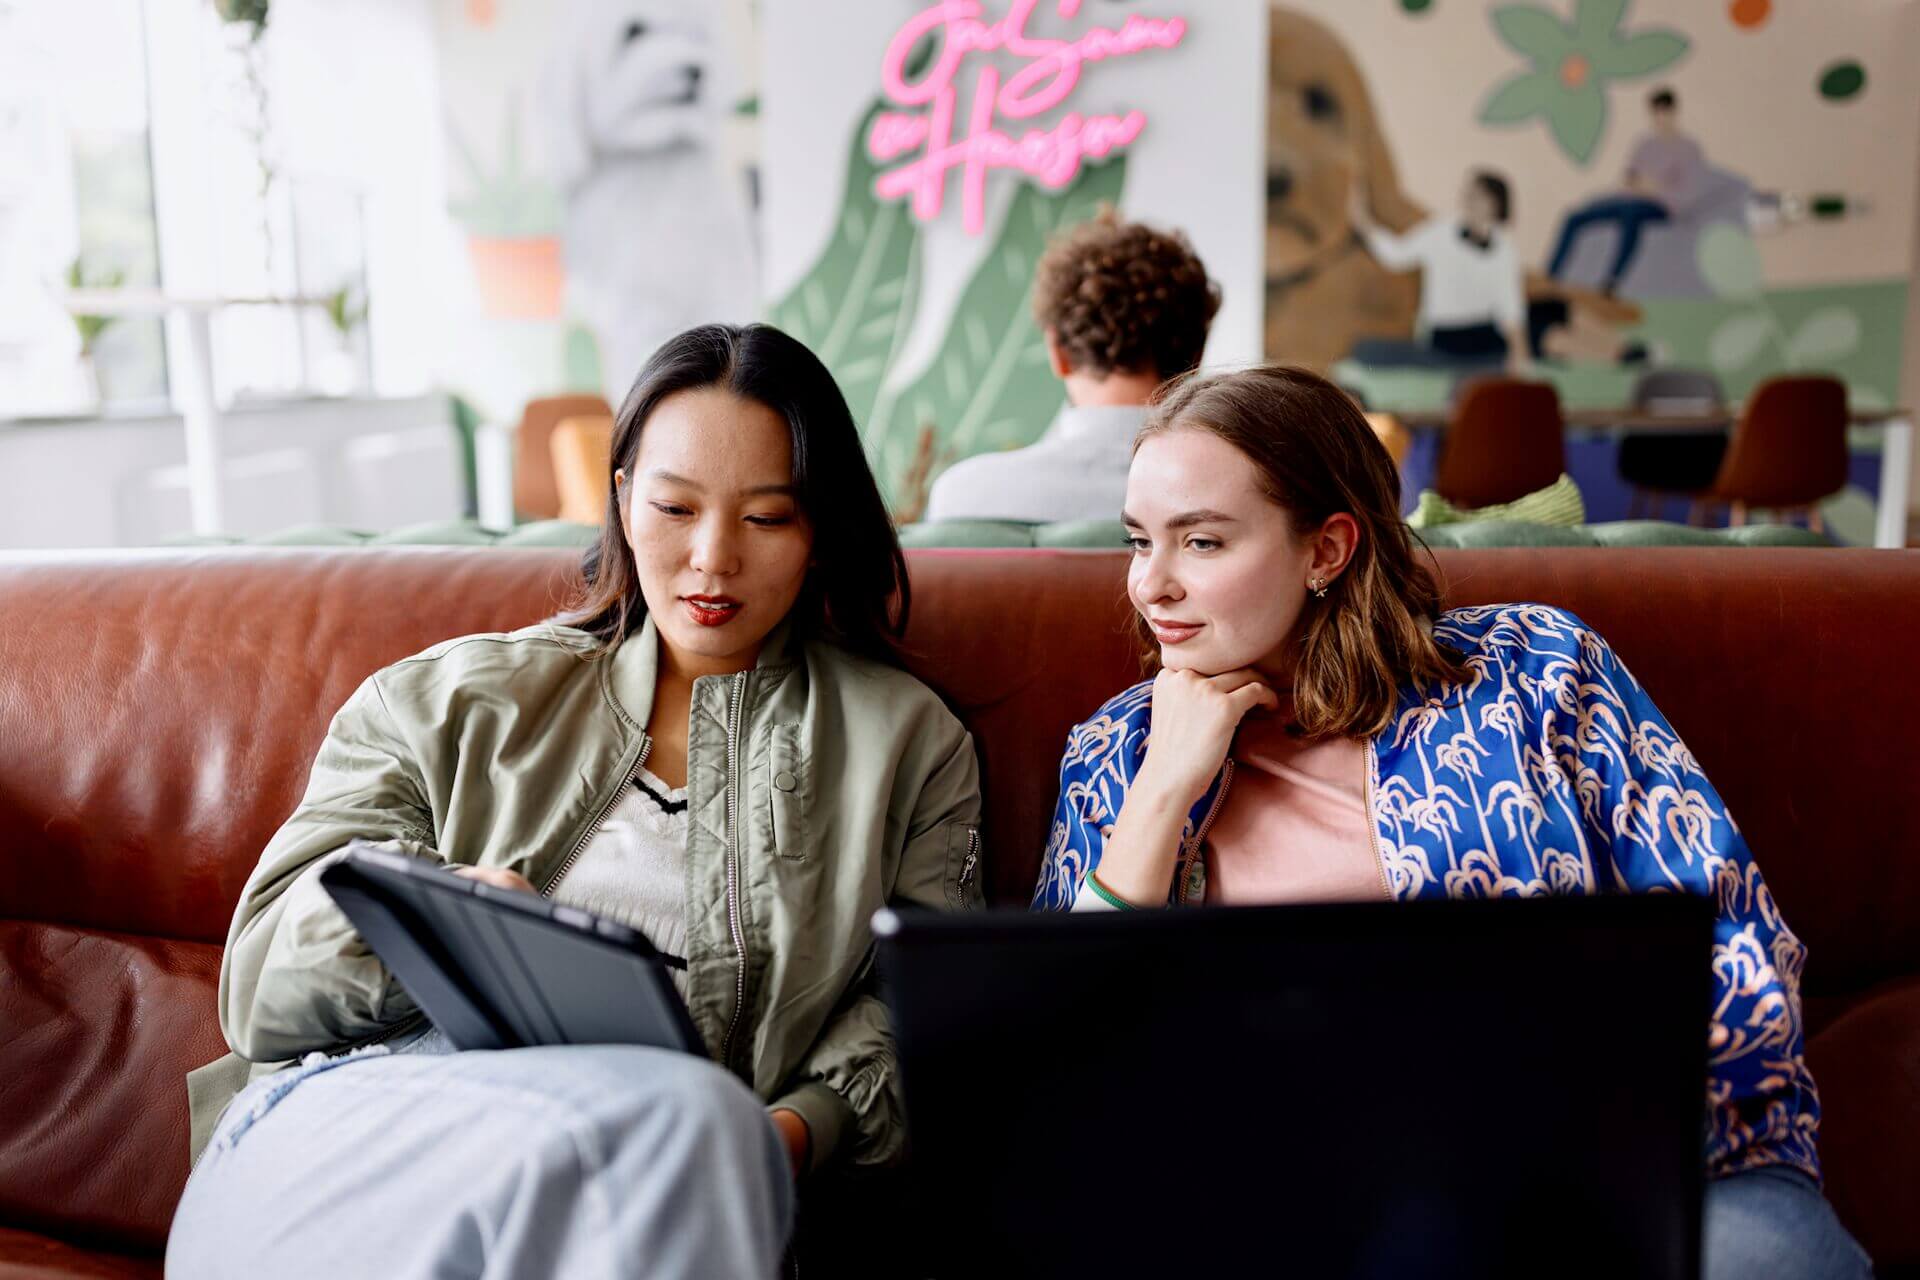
[870,155,1129,502]
[1479,0,1688,165]
[1696,224,1764,301]
[1708,312,1771,374]
[1786,308,1863,367]
[768,103,923,441]
[1698,227,1865,380]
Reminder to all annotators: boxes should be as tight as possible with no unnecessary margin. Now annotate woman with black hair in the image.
[169,324,984,1279]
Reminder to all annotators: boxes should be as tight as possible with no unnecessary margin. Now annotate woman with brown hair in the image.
[171,324,982,1279]
[1032,365,1870,1279]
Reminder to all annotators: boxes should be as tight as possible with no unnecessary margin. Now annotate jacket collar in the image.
[607,612,800,731]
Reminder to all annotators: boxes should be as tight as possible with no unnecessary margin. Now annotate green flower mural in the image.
[1479,0,1688,164]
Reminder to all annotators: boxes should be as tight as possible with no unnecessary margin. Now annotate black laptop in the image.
[875,895,1713,1279]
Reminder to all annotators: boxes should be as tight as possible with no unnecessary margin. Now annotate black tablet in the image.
[319,841,702,1055]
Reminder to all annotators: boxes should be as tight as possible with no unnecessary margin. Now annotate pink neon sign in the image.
[869,0,1187,235]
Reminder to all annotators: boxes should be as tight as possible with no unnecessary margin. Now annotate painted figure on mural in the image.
[1346,169,1531,375]
[1263,6,1665,372]
[538,0,760,399]
[1547,87,1701,295]
[1543,86,1753,301]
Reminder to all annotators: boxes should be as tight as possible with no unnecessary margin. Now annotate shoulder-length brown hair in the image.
[554,323,909,664]
[1135,365,1467,738]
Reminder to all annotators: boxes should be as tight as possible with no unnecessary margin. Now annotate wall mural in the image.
[1265,0,1911,541]
[1478,0,1687,165]
[770,97,1127,508]
[760,0,1255,513]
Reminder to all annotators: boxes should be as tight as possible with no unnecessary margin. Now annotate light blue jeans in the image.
[167,1030,794,1279]
[1705,1166,1875,1280]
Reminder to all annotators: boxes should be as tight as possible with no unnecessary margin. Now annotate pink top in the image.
[1203,713,1386,905]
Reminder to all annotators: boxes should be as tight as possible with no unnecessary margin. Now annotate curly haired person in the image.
[923,210,1221,525]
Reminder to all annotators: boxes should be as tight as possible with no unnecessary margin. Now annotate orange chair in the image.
[1706,375,1849,534]
[1364,412,1413,468]
[551,416,615,526]
[512,394,613,520]
[1433,378,1566,510]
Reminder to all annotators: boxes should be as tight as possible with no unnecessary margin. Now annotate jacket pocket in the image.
[765,723,809,861]
[945,822,983,909]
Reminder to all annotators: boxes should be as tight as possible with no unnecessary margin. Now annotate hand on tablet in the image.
[451,865,537,894]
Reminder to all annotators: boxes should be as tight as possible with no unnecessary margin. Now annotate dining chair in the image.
[1617,368,1729,522]
[1433,377,1566,510]
[1706,375,1849,534]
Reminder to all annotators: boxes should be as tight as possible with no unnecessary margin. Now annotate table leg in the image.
[474,418,516,532]
[177,309,225,536]
[1876,416,1913,549]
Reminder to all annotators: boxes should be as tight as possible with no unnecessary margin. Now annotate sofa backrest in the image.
[1,546,1916,1252]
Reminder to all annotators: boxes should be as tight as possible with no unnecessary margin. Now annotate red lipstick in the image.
[683,595,742,628]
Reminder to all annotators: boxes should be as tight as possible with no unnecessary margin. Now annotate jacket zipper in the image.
[719,671,751,1068]
[1364,739,1392,901]
[959,828,980,899]
[539,735,653,898]
[1175,758,1235,905]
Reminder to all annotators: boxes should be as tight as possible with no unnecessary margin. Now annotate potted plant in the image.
[66,258,125,407]
[446,103,564,319]
[312,280,369,395]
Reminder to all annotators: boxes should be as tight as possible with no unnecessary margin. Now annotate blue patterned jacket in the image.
[1033,603,1819,1181]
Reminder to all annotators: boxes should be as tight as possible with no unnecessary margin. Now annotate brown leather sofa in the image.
[2,547,1916,1276]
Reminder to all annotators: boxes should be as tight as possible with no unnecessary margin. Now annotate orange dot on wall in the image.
[1730,0,1770,29]
[466,0,497,26]
[1559,54,1591,88]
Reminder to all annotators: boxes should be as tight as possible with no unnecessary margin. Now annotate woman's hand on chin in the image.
[1137,666,1280,807]
[1089,667,1278,908]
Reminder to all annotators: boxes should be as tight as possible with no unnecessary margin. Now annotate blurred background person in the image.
[922,211,1221,526]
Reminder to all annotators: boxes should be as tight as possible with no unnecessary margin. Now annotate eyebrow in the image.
[1121,509,1239,530]
[646,468,797,498]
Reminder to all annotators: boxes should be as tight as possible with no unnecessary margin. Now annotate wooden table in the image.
[1383,405,1913,548]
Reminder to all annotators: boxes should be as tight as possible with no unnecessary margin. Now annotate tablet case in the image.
[320,841,702,1055]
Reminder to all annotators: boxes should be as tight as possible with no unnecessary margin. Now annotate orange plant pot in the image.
[466,235,564,319]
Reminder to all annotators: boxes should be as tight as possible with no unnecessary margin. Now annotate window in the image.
[0,0,167,416]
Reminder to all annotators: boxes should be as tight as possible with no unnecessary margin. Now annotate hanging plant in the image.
[213,0,269,40]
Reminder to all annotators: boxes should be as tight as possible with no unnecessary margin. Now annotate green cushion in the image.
[897,520,1039,549]
[369,520,498,546]
[185,512,1828,553]
[495,520,601,548]
[1407,474,1586,529]
[1585,520,1824,548]
[1413,521,1599,549]
[250,524,376,546]
[1032,518,1128,549]
[1704,523,1831,548]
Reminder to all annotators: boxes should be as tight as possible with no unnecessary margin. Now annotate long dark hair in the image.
[1136,365,1469,737]
[556,323,910,663]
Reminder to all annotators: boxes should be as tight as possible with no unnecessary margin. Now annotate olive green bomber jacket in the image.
[188,614,984,1170]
